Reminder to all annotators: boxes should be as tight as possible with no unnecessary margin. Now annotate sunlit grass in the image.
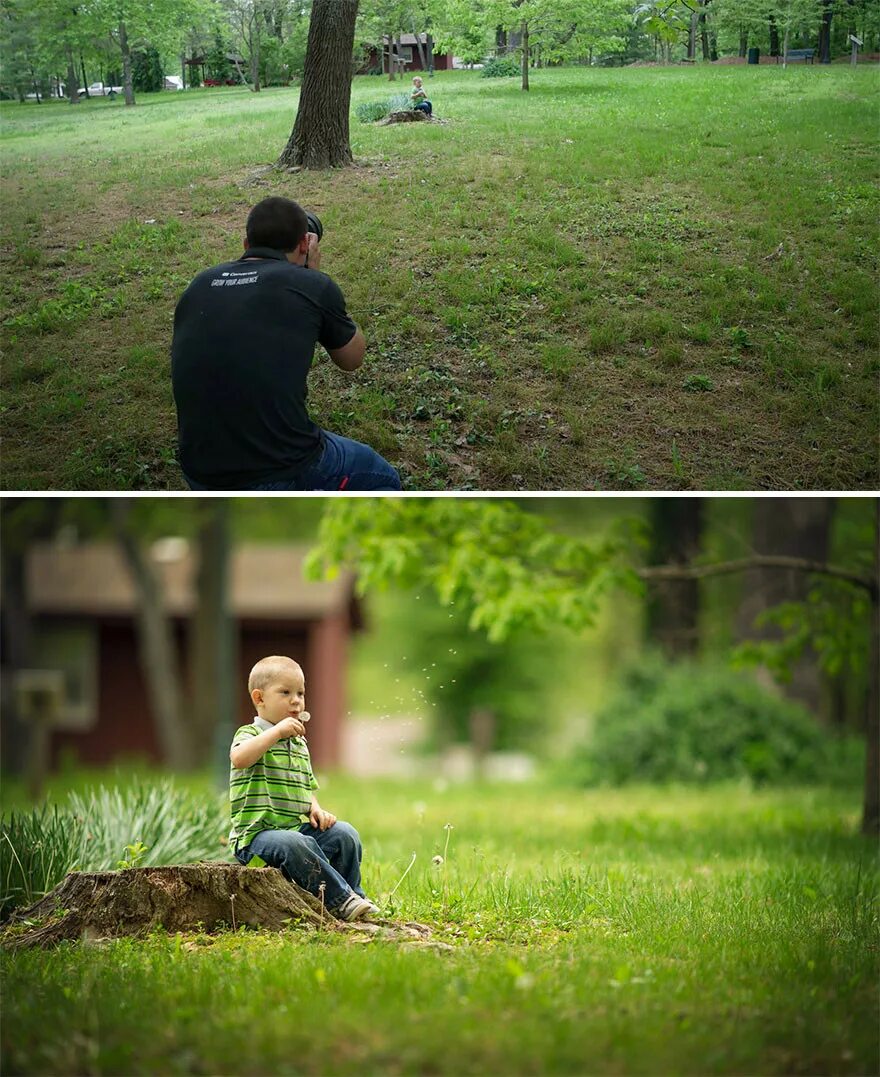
[2,66,878,490]
[1,770,876,1074]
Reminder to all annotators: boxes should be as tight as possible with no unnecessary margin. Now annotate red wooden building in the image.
[17,542,361,771]
[359,34,454,74]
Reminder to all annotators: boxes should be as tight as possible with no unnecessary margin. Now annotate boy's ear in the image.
[251,688,263,708]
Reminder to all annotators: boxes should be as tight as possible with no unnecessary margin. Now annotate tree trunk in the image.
[688,12,698,59]
[65,49,80,105]
[119,22,135,105]
[277,0,358,170]
[80,54,90,97]
[251,15,261,92]
[411,25,428,71]
[181,52,186,89]
[769,15,780,56]
[700,9,711,59]
[818,0,833,62]
[189,502,235,767]
[738,26,748,57]
[646,500,704,657]
[497,27,507,51]
[3,866,438,951]
[737,498,835,718]
[387,30,395,78]
[709,32,718,60]
[782,24,790,66]
[426,33,434,73]
[521,21,530,90]
[110,501,190,768]
[862,503,879,836]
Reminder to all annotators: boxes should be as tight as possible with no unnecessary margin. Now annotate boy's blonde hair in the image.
[248,655,302,694]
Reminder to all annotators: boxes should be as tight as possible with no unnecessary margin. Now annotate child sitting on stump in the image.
[229,655,379,921]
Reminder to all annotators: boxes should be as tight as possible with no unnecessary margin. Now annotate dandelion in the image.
[432,855,444,866]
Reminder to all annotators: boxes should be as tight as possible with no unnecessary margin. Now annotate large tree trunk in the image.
[738,26,748,57]
[80,54,90,97]
[688,12,698,59]
[111,501,190,768]
[189,502,235,767]
[411,25,428,71]
[863,503,879,836]
[521,21,530,90]
[4,866,438,951]
[277,0,358,170]
[119,21,135,106]
[737,498,835,717]
[646,500,704,657]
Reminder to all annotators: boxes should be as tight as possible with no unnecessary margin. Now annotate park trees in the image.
[307,498,879,835]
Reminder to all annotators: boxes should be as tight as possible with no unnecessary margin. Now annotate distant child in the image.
[229,655,379,921]
[411,76,432,116]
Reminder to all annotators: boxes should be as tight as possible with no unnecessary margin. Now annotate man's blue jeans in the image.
[234,821,365,911]
[185,430,401,491]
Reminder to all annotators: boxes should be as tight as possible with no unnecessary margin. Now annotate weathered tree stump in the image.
[2,864,383,950]
[380,110,428,125]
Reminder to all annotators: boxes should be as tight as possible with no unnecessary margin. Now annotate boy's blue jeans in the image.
[234,821,366,911]
[185,430,401,491]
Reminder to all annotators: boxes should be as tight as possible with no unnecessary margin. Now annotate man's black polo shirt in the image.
[171,247,357,489]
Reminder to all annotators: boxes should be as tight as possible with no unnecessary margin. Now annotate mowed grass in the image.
[1,66,878,490]
[1,775,877,1075]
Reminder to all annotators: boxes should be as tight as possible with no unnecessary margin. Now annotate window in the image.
[31,622,98,731]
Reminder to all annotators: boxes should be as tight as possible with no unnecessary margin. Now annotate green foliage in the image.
[480,56,520,77]
[0,780,226,920]
[131,46,164,93]
[354,93,411,122]
[574,656,863,787]
[308,499,643,643]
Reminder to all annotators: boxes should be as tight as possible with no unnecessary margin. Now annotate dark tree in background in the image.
[737,498,835,719]
[277,0,358,169]
[646,499,704,657]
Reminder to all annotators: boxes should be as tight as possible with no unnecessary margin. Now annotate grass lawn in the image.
[1,774,877,1075]
[1,66,878,491]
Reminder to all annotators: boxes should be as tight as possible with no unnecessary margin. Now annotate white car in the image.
[78,82,123,96]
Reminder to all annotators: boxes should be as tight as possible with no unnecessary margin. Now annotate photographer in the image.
[171,196,401,490]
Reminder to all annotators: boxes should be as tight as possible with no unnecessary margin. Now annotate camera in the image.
[305,211,323,242]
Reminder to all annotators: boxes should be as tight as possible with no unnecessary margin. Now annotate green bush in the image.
[480,57,520,78]
[0,779,227,921]
[354,93,411,123]
[572,656,863,787]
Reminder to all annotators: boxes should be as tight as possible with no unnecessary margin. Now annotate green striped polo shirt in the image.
[229,717,318,850]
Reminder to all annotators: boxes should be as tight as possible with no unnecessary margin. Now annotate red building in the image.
[16,542,361,771]
[359,34,454,74]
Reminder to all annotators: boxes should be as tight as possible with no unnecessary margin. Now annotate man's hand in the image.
[274,715,306,740]
[305,233,321,272]
[309,802,336,831]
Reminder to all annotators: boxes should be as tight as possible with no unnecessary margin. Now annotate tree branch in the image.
[638,556,877,599]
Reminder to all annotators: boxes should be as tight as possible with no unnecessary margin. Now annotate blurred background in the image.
[1,496,873,807]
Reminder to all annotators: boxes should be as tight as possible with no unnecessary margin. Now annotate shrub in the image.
[480,57,520,78]
[354,93,411,123]
[571,656,863,787]
[0,779,227,921]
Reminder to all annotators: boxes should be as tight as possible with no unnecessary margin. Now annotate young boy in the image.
[229,655,379,921]
[411,76,432,116]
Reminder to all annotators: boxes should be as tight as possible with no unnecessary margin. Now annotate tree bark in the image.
[818,0,833,62]
[119,21,135,106]
[521,21,530,90]
[737,499,835,718]
[411,25,428,71]
[277,0,358,169]
[80,54,90,97]
[110,502,190,768]
[646,500,704,657]
[688,11,698,60]
[387,30,395,78]
[738,26,748,57]
[189,502,235,767]
[3,866,439,951]
[65,48,80,105]
[769,15,780,56]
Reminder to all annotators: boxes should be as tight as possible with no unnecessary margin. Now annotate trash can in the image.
[747,47,760,64]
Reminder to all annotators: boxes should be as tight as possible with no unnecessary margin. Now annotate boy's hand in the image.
[309,806,336,831]
[274,715,306,739]
[305,233,321,271]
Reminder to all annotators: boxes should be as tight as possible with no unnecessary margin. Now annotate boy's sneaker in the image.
[335,893,379,922]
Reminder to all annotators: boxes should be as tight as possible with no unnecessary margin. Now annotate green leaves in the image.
[307,499,640,643]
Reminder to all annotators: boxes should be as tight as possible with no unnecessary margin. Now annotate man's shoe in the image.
[335,894,376,922]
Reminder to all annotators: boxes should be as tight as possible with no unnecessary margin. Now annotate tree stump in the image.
[380,110,428,125]
[3,864,349,950]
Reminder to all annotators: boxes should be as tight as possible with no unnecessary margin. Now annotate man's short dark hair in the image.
[246,197,308,252]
